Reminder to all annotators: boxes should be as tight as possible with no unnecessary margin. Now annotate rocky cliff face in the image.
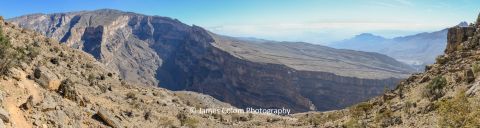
[8,9,414,112]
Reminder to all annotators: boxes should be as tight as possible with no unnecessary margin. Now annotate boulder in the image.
[419,76,430,83]
[20,96,34,110]
[467,82,479,96]
[0,108,10,123]
[97,108,122,128]
[57,79,80,102]
[33,67,61,91]
[0,119,4,128]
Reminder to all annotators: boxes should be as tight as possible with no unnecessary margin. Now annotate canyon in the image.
[9,9,415,112]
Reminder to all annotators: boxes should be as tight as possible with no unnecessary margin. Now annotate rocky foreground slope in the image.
[296,15,480,127]
[8,9,414,112]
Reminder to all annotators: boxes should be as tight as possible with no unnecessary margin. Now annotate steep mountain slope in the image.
[330,22,468,70]
[8,9,414,112]
[298,17,480,127]
[0,16,304,128]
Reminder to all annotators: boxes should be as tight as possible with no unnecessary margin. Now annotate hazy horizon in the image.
[1,0,479,44]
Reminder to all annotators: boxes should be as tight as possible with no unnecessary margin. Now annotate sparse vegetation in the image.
[177,112,187,125]
[403,101,415,117]
[437,91,480,127]
[185,117,199,128]
[436,56,447,64]
[344,118,361,128]
[177,112,198,127]
[423,76,447,101]
[456,44,464,52]
[301,113,343,127]
[350,102,373,119]
[374,108,401,127]
[346,102,373,127]
[0,26,28,76]
[266,117,281,123]
[231,114,249,122]
[26,45,39,59]
[126,92,137,100]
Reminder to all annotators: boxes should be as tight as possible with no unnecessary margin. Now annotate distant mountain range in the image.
[329,22,468,71]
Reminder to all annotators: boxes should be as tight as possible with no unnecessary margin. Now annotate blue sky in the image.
[1,0,479,44]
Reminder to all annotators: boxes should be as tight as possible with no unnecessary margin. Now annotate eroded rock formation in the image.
[9,9,414,112]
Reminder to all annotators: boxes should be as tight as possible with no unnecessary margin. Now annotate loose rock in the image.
[97,108,122,128]
[34,67,61,91]
[0,108,10,123]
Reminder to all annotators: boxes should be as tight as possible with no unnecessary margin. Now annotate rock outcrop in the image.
[97,108,122,128]
[446,26,476,53]
[8,9,414,112]
[0,108,9,123]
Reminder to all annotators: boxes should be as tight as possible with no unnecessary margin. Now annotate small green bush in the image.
[177,112,198,127]
[343,118,362,128]
[350,102,373,119]
[185,117,199,128]
[344,102,373,127]
[436,56,447,64]
[424,76,447,101]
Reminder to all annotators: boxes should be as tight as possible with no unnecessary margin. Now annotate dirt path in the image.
[4,96,32,128]
[1,70,38,128]
[17,71,42,103]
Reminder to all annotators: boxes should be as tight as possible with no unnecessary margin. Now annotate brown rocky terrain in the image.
[8,9,415,112]
[292,14,480,127]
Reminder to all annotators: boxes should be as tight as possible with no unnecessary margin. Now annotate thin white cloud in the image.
[370,0,414,8]
[372,2,397,8]
[206,21,451,44]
